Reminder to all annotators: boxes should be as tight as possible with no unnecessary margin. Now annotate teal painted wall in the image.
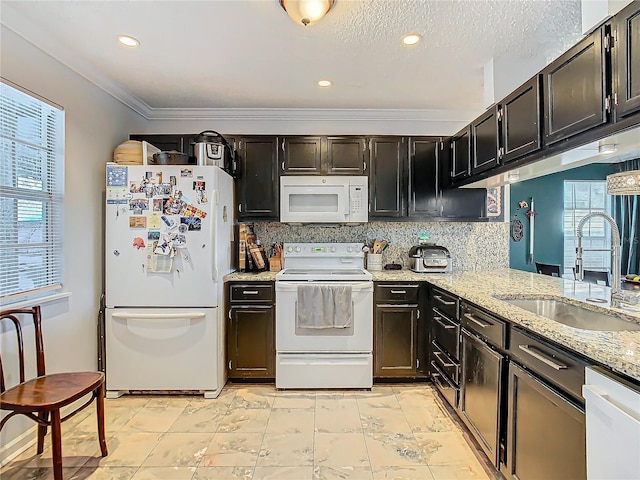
[509,163,618,272]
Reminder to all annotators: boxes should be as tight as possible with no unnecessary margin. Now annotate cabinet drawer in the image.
[430,288,459,319]
[509,328,588,402]
[432,308,460,360]
[230,284,274,303]
[376,284,419,303]
[431,361,459,410]
[431,340,459,385]
[461,303,506,349]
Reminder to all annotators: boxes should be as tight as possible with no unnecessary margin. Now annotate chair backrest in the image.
[0,306,45,393]
[583,269,611,287]
[535,262,562,277]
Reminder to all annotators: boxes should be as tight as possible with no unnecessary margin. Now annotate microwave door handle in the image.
[344,185,350,217]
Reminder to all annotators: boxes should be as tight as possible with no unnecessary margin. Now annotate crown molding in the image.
[2,3,480,129]
[145,107,480,123]
[1,3,153,118]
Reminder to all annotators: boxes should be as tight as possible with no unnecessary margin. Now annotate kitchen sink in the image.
[497,297,640,331]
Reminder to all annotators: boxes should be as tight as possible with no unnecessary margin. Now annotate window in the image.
[0,80,64,301]
[563,181,611,277]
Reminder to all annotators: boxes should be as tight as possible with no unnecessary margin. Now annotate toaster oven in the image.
[408,244,452,273]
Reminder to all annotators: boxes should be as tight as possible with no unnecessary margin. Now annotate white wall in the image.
[0,25,146,463]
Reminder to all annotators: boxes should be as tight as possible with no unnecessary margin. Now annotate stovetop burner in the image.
[275,243,372,282]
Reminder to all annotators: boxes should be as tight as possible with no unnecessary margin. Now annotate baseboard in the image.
[0,425,37,467]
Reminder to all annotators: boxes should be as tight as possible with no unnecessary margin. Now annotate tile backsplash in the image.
[253,221,509,271]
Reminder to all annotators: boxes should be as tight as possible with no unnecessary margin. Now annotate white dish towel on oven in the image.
[296,284,353,329]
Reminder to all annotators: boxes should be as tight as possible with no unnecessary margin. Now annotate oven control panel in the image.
[283,243,365,257]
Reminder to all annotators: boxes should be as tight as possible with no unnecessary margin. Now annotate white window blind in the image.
[0,80,64,301]
[563,180,611,277]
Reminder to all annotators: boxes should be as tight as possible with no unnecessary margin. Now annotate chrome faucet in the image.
[575,211,637,308]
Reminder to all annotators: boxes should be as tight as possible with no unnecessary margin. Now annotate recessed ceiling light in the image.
[117,35,140,47]
[402,33,423,46]
[318,79,332,87]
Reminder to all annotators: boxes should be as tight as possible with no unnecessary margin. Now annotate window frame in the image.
[0,78,65,303]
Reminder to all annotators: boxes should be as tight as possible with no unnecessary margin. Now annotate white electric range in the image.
[275,243,373,389]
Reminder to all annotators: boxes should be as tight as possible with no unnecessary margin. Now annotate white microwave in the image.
[280,176,368,224]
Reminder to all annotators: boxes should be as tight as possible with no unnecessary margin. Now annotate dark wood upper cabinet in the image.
[500,76,542,163]
[280,136,322,174]
[543,26,608,145]
[408,137,440,218]
[450,126,471,183]
[237,136,279,219]
[614,1,640,119]
[471,105,500,175]
[325,136,367,174]
[369,137,407,218]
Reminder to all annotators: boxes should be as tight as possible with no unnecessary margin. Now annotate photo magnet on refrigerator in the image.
[132,237,145,249]
[129,216,147,228]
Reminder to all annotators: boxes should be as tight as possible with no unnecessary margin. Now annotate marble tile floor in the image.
[1,384,496,480]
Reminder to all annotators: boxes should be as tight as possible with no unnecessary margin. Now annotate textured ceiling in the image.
[2,0,583,112]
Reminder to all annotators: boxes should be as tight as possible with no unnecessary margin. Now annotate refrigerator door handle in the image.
[111,312,206,320]
[210,189,218,282]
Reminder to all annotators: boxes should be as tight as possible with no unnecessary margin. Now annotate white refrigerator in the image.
[104,163,233,398]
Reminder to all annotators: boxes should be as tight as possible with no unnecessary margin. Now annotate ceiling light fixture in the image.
[279,0,334,26]
[402,33,423,46]
[117,35,140,47]
[606,170,640,195]
[318,79,332,87]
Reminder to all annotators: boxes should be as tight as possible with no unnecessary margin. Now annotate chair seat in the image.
[0,372,104,411]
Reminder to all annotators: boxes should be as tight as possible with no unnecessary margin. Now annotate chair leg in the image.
[96,382,108,456]
[37,411,49,454]
[50,409,63,480]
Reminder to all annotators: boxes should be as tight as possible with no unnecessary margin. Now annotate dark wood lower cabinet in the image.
[226,282,275,379]
[502,361,586,480]
[227,305,275,379]
[460,329,504,468]
[374,304,419,377]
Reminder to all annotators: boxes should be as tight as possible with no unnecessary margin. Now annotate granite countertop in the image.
[224,270,279,281]
[224,267,640,382]
[411,268,640,383]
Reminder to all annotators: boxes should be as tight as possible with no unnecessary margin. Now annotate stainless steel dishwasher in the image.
[502,327,588,480]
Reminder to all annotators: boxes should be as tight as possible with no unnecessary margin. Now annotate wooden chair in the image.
[535,262,562,277]
[0,306,107,479]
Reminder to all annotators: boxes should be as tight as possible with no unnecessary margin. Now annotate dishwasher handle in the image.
[583,385,640,425]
